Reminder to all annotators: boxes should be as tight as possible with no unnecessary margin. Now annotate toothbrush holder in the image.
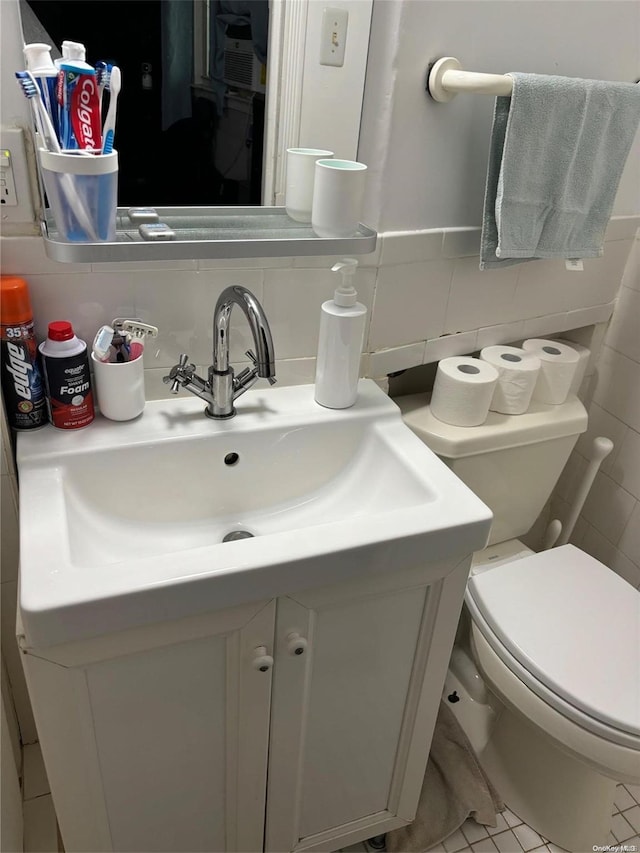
[91,352,145,421]
[38,149,118,242]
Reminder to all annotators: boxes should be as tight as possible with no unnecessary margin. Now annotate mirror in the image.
[21,0,269,206]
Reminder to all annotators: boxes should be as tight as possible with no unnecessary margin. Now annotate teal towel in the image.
[480,73,640,270]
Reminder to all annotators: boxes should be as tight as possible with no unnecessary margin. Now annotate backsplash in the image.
[1,216,636,398]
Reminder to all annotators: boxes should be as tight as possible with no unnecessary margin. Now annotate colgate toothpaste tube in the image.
[58,62,101,150]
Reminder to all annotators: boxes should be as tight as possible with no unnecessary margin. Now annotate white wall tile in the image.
[581,526,640,589]
[271,358,317,386]
[575,402,628,476]
[263,267,375,359]
[1,579,37,744]
[141,367,173,402]
[593,346,640,433]
[368,260,454,349]
[199,256,294,270]
[476,321,524,350]
[0,236,92,274]
[560,240,633,309]
[605,216,640,242]
[136,269,264,367]
[92,259,198,272]
[609,428,640,501]
[23,793,58,853]
[444,258,519,333]
[379,230,442,265]
[291,240,382,268]
[565,302,615,330]
[1,477,19,584]
[606,286,640,363]
[618,503,640,568]
[424,330,478,364]
[23,273,136,349]
[522,313,568,339]
[441,228,481,259]
[23,742,50,800]
[621,238,639,291]
[554,451,589,504]
[581,471,636,544]
[1,407,15,479]
[369,343,425,377]
[512,259,573,317]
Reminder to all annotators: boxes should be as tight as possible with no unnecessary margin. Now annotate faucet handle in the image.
[163,354,195,394]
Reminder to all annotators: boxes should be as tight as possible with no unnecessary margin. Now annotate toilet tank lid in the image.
[397,394,587,458]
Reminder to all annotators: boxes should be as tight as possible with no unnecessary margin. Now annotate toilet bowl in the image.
[468,541,640,851]
[398,393,640,851]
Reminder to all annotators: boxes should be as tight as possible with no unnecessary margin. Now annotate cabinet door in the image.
[23,600,276,853]
[265,560,469,853]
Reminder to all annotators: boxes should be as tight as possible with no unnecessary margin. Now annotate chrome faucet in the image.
[163,286,276,418]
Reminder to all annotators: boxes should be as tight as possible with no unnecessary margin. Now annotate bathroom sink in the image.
[17,380,492,647]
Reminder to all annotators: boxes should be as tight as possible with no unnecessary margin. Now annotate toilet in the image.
[398,393,640,852]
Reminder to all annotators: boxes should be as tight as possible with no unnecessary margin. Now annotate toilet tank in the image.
[398,395,588,546]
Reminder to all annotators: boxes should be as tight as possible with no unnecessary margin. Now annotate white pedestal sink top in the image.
[17,380,492,647]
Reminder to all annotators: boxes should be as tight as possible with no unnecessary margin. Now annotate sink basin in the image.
[17,380,492,647]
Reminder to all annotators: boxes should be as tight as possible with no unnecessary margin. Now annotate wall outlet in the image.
[0,127,36,224]
[320,7,349,67]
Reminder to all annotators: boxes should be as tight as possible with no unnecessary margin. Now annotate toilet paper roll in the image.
[480,345,541,415]
[522,339,581,405]
[430,357,499,426]
[553,339,591,394]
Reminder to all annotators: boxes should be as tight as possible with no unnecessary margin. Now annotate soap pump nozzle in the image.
[331,258,359,307]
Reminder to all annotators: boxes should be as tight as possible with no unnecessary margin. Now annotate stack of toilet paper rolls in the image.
[430,339,586,427]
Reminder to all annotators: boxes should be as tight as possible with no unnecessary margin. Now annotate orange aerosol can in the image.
[0,276,47,430]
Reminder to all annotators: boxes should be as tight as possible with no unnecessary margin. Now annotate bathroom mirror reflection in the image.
[21,0,269,206]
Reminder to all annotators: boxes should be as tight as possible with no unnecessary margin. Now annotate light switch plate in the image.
[320,7,349,67]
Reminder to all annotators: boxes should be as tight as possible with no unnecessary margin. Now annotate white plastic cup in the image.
[285,148,334,222]
[91,352,145,421]
[311,159,367,238]
[38,149,118,242]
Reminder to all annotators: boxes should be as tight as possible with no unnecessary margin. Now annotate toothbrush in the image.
[16,70,99,241]
[15,70,60,153]
[95,61,111,121]
[101,65,121,154]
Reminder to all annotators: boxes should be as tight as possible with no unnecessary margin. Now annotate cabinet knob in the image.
[252,646,274,672]
[286,632,308,656]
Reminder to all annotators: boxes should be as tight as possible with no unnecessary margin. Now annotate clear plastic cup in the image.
[38,149,118,242]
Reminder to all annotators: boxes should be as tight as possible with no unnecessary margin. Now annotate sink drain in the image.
[222,530,255,543]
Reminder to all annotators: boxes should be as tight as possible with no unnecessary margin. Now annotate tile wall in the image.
[552,232,640,589]
[0,218,637,740]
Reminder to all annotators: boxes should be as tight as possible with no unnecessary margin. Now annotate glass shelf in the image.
[41,206,378,263]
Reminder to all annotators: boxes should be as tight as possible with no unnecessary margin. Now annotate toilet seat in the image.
[466,545,640,749]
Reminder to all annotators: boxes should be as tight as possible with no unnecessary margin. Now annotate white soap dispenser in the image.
[314,258,367,409]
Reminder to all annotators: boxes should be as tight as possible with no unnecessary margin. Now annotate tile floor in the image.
[342,785,640,853]
[22,741,640,853]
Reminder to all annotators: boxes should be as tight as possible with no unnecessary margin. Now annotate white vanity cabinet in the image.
[20,555,470,853]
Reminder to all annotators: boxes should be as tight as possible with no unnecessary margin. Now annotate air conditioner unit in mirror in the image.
[224,37,266,94]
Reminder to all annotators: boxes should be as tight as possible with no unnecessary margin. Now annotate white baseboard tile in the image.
[423,330,478,364]
[368,343,426,377]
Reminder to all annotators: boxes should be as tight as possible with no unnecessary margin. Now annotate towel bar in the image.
[427,57,513,102]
